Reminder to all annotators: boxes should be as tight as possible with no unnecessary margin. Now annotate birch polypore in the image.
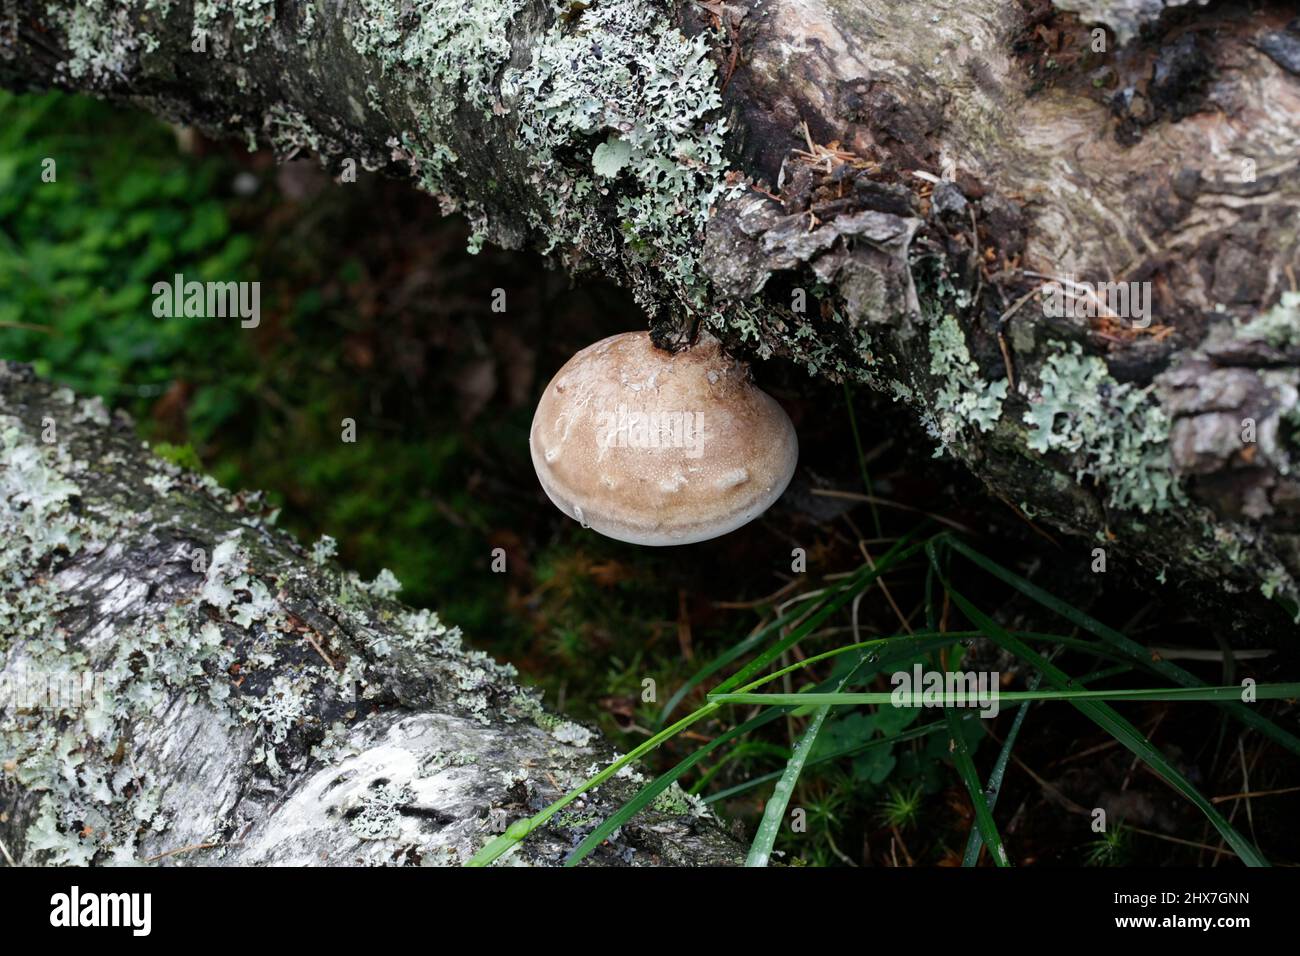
[530,332,798,545]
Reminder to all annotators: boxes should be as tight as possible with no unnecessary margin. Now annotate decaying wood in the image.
[0,363,743,865]
[0,4,1297,618]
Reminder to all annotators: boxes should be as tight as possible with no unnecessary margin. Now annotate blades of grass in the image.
[714,535,929,697]
[747,702,834,867]
[945,706,1009,866]
[963,670,1041,866]
[947,537,1300,757]
[961,661,1129,866]
[704,719,948,803]
[695,740,792,776]
[709,684,1300,706]
[564,707,781,866]
[746,645,875,867]
[565,628,962,865]
[482,611,1144,866]
[566,637,907,866]
[748,629,965,691]
[654,588,830,727]
[1077,663,1135,684]
[660,530,925,723]
[688,739,792,795]
[936,573,1271,867]
[466,699,723,866]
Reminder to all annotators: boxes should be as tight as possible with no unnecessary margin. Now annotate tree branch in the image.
[3,0,1299,628]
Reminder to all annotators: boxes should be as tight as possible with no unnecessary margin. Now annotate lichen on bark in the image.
[3,0,1300,633]
[0,364,743,866]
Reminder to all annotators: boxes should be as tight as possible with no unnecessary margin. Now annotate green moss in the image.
[510,690,594,746]
[650,781,710,818]
[151,441,203,472]
[554,808,599,830]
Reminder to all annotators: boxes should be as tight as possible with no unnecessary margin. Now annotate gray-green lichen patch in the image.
[193,0,276,54]
[47,0,144,85]
[350,0,520,114]
[1051,0,1212,47]
[309,534,339,565]
[509,689,594,747]
[264,103,331,161]
[44,0,277,87]
[346,0,739,297]
[0,417,86,654]
[346,0,527,208]
[502,0,737,293]
[1231,290,1300,350]
[649,780,711,818]
[348,781,415,841]
[1022,344,1182,514]
[927,314,1008,453]
[1,366,742,865]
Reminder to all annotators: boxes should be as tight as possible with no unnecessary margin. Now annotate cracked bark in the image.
[0,364,744,866]
[1,4,1299,623]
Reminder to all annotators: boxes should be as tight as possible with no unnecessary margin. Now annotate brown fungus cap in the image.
[529,331,798,545]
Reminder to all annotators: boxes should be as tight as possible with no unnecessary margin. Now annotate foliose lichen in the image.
[1233,290,1300,349]
[351,0,520,114]
[502,0,737,292]
[1022,344,1182,514]
[47,0,143,85]
[0,383,529,863]
[927,314,1008,453]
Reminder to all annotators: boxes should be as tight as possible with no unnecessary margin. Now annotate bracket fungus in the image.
[529,331,799,545]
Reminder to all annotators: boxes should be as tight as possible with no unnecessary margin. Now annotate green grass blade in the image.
[935,571,1270,867]
[709,685,1300,706]
[963,671,1040,866]
[654,530,923,727]
[654,589,827,727]
[746,701,836,867]
[567,630,965,864]
[465,701,722,866]
[947,537,1300,757]
[945,706,1009,866]
[569,639,906,865]
[704,719,948,804]
[713,534,928,697]
[746,645,877,867]
[564,708,780,866]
